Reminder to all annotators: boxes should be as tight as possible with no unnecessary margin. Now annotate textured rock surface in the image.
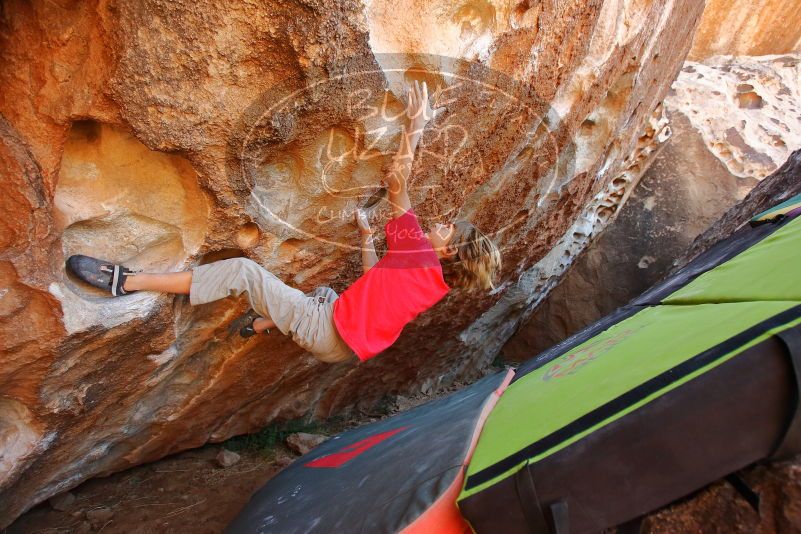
[502,110,744,360]
[0,0,703,524]
[285,432,328,456]
[667,54,801,184]
[690,0,801,60]
[47,491,75,513]
[505,52,800,362]
[215,449,241,469]
[642,460,801,534]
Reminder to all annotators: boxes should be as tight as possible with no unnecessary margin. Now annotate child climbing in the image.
[66,81,502,364]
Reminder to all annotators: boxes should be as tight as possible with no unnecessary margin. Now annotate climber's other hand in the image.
[406,80,437,128]
[355,208,372,235]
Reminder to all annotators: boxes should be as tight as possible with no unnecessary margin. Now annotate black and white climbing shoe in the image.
[66,254,138,296]
[230,309,270,338]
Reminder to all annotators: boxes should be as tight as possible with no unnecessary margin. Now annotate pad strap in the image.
[514,465,569,533]
[514,465,550,533]
[770,325,801,460]
[725,473,760,513]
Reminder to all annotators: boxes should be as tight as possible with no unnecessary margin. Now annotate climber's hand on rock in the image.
[406,80,437,131]
[355,208,372,235]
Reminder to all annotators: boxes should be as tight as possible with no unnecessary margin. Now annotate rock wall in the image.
[504,52,801,361]
[690,0,801,60]
[502,110,738,360]
[667,54,801,185]
[0,0,703,524]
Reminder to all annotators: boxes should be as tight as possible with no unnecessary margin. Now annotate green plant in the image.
[223,416,351,455]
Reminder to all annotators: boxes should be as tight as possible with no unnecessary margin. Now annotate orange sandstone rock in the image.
[690,0,801,60]
[0,0,702,525]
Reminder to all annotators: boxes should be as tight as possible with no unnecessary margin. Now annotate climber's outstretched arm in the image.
[386,81,435,219]
[355,209,379,274]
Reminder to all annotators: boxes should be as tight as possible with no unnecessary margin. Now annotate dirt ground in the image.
[3,444,287,534]
[3,376,485,534]
[8,362,800,534]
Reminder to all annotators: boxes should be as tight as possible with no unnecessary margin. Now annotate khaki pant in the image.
[189,258,356,363]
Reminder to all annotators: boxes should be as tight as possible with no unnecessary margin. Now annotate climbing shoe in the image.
[66,254,138,296]
[230,309,270,338]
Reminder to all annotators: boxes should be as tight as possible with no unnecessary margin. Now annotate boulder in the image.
[0,0,703,525]
[48,491,76,512]
[667,54,800,184]
[215,449,242,469]
[286,433,328,455]
[690,0,801,59]
[85,506,113,529]
[504,53,800,362]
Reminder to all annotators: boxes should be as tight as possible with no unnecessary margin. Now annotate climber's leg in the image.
[188,257,308,338]
[189,257,356,362]
[123,272,191,294]
[252,316,275,332]
[295,289,357,363]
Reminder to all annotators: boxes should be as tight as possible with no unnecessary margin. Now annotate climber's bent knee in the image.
[227,257,261,273]
[312,349,357,364]
[189,257,272,307]
[291,297,357,364]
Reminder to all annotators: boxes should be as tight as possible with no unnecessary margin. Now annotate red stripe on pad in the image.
[305,426,409,468]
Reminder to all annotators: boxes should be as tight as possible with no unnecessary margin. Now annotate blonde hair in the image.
[443,221,502,291]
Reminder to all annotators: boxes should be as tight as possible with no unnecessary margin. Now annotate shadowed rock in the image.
[0,0,704,525]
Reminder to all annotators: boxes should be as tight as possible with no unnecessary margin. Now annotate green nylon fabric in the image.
[460,301,801,499]
[751,193,801,223]
[460,215,801,500]
[664,217,801,304]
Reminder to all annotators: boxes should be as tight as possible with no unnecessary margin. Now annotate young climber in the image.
[66,81,502,364]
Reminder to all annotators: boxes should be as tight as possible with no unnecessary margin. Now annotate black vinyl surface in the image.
[226,371,507,534]
[466,305,801,491]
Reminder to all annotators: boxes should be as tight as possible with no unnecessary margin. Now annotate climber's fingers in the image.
[406,84,417,119]
[417,80,435,121]
[406,80,437,123]
[405,80,444,123]
[354,208,371,231]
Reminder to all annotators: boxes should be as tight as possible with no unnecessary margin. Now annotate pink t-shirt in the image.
[333,208,451,361]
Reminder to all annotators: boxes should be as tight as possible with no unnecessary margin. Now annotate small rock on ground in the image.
[86,506,113,529]
[286,433,327,455]
[215,449,241,468]
[48,491,76,512]
[273,448,296,468]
